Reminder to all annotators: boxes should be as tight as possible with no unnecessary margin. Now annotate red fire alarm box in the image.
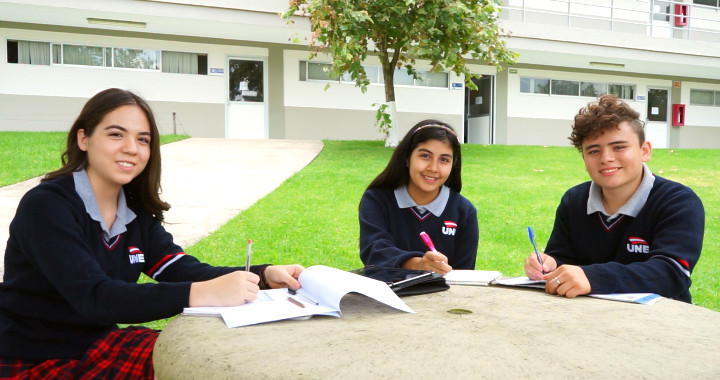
[672,104,685,127]
[675,4,689,27]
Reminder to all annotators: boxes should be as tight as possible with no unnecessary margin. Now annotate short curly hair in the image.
[569,94,645,152]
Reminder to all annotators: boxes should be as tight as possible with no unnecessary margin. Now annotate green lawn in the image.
[2,134,718,317]
[0,132,189,186]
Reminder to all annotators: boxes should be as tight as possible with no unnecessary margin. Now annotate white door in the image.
[650,0,673,38]
[646,88,670,148]
[226,58,267,139]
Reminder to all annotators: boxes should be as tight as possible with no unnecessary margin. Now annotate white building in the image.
[1,0,719,148]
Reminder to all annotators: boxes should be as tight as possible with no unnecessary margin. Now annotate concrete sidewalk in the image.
[0,138,324,279]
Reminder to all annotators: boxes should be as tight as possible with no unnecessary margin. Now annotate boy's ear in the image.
[641,140,652,162]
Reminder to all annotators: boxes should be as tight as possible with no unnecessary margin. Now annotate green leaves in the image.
[282,0,517,136]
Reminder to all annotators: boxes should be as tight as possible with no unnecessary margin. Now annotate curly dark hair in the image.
[569,94,645,152]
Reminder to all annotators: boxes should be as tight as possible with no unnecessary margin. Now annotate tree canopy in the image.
[283,0,517,144]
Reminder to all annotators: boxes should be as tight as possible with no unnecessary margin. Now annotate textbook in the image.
[183,265,415,328]
[493,276,663,305]
[443,270,502,286]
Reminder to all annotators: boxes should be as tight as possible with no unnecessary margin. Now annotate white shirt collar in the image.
[394,185,450,217]
[587,163,655,220]
[73,169,136,241]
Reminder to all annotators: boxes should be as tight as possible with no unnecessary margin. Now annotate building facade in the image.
[1,0,719,148]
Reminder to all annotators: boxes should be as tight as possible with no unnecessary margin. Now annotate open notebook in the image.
[183,265,415,328]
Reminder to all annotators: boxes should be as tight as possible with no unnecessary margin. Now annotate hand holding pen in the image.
[527,227,544,275]
[525,227,557,280]
[418,231,451,274]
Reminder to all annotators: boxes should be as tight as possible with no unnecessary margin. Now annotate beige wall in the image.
[150,101,225,137]
[505,117,574,147]
[283,107,464,141]
[677,125,720,149]
[0,94,84,132]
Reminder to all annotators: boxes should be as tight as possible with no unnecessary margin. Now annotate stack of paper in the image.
[443,270,502,286]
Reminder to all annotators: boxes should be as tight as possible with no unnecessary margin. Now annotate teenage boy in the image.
[525,94,704,302]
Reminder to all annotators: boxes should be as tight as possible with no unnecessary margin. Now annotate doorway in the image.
[464,75,494,144]
[646,87,670,148]
[226,57,267,138]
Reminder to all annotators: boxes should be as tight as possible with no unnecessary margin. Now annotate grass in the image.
[0,132,189,186]
[2,135,718,328]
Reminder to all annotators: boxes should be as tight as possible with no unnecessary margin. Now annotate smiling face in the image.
[406,139,454,205]
[581,121,652,202]
[77,104,151,196]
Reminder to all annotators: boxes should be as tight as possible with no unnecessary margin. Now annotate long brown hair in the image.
[43,88,170,220]
[367,119,462,193]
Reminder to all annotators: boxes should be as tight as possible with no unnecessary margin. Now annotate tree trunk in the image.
[382,62,398,147]
[385,101,398,147]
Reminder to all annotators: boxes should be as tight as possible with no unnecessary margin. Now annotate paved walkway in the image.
[0,138,324,279]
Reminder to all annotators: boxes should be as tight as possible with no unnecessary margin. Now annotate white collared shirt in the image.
[587,163,655,220]
[394,185,450,217]
[73,169,137,241]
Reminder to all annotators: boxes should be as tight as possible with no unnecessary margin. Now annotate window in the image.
[609,84,635,100]
[162,51,207,75]
[8,39,205,75]
[229,59,264,102]
[6,40,50,65]
[693,0,719,8]
[551,80,580,96]
[300,61,448,88]
[62,44,107,67]
[392,69,416,86]
[417,71,448,88]
[113,48,159,70]
[690,89,716,106]
[520,76,636,100]
[520,77,550,94]
[580,82,607,97]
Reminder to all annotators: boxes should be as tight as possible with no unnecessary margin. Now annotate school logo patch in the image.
[626,236,649,254]
[442,221,457,236]
[128,246,145,264]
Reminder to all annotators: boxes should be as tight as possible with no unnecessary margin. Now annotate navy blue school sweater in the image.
[0,174,263,360]
[359,188,478,269]
[545,175,704,302]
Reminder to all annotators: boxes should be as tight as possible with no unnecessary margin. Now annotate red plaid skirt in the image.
[0,326,158,379]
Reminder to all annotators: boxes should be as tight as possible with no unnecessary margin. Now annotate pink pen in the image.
[419,231,437,252]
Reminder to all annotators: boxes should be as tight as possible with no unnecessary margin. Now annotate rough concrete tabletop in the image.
[154,285,720,379]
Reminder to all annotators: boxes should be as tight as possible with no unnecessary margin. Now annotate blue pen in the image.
[527,227,546,275]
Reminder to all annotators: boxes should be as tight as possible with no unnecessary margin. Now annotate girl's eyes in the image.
[139,137,150,144]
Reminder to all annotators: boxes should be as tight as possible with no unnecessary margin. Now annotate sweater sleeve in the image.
[582,187,704,300]
[12,189,195,323]
[544,190,576,266]
[448,197,478,270]
[359,189,424,268]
